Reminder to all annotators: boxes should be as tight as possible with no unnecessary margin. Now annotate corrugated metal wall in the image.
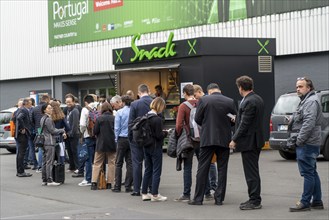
[0,1,328,81]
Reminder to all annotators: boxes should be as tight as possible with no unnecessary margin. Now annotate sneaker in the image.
[151,194,167,202]
[47,182,61,186]
[240,202,262,210]
[142,193,152,201]
[311,201,324,210]
[289,201,310,212]
[74,169,79,174]
[204,194,214,201]
[36,168,42,173]
[174,194,190,202]
[41,182,47,186]
[78,180,91,186]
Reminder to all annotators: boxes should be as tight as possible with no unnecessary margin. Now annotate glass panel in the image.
[321,95,329,113]
[80,90,87,105]
[272,95,300,115]
[0,112,12,125]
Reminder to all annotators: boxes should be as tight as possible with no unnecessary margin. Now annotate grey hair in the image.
[110,95,122,104]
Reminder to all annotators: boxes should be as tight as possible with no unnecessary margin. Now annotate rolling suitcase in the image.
[52,162,65,184]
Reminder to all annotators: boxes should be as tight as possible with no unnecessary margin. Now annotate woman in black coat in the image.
[91,102,116,190]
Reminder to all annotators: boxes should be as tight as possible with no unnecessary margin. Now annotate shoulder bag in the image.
[33,117,46,149]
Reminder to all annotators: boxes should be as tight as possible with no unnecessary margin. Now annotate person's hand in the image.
[20,129,26,134]
[229,140,236,149]
[63,133,67,139]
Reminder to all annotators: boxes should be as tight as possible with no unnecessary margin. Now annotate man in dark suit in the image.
[189,83,236,205]
[229,75,265,210]
[128,84,153,196]
[15,98,33,177]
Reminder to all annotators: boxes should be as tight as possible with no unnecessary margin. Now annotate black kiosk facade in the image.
[113,33,276,140]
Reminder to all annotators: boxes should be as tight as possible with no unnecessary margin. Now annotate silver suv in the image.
[0,107,17,153]
[269,90,329,160]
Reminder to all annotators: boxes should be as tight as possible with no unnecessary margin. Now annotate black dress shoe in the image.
[214,200,223,206]
[72,173,84,178]
[112,188,121,192]
[106,183,112,189]
[188,200,203,205]
[311,201,324,210]
[125,188,133,193]
[289,201,310,212]
[131,192,141,196]
[17,172,33,177]
[91,182,97,190]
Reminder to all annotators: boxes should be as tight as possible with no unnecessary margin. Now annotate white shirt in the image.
[80,102,99,138]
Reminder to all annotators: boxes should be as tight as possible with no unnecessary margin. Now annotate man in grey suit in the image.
[188,83,236,206]
[229,75,265,210]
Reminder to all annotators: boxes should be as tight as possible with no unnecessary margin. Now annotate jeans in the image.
[24,134,38,167]
[114,137,133,189]
[182,147,200,196]
[130,141,144,193]
[141,144,163,195]
[16,134,28,174]
[38,148,43,169]
[84,137,96,183]
[296,144,322,206]
[205,163,218,195]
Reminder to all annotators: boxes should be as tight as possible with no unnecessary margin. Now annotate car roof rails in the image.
[316,89,329,93]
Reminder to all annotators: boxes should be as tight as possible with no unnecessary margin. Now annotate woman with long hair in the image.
[50,101,69,164]
[40,103,65,186]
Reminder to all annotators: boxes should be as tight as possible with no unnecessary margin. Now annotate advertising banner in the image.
[48,0,329,48]
[48,0,219,47]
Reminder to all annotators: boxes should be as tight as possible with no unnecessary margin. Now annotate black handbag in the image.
[167,129,177,158]
[33,118,46,149]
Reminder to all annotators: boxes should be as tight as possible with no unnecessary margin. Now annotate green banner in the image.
[48,0,329,48]
[48,0,219,47]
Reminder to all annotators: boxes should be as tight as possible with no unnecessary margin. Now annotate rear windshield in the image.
[272,95,300,115]
[0,112,12,125]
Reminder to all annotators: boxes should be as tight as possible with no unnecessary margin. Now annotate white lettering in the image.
[53,0,88,21]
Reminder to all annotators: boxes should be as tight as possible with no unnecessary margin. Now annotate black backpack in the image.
[132,114,156,148]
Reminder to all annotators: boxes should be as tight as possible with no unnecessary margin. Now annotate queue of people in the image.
[12,76,323,211]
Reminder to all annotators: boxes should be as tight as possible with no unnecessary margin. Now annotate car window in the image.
[321,94,329,113]
[272,95,300,115]
[0,112,12,125]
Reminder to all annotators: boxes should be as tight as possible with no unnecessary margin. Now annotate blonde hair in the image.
[193,84,203,93]
[150,97,166,113]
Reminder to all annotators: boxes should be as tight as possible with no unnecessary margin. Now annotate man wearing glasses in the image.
[287,77,323,212]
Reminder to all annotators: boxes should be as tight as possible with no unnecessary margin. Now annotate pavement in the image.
[0,148,328,219]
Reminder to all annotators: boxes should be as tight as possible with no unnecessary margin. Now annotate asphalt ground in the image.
[0,148,328,220]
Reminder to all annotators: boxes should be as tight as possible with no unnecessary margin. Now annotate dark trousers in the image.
[241,149,262,205]
[141,145,163,195]
[130,141,144,193]
[66,136,79,170]
[193,146,230,203]
[16,133,29,174]
[115,137,133,189]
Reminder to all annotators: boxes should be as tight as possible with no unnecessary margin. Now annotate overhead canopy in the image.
[114,63,180,72]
